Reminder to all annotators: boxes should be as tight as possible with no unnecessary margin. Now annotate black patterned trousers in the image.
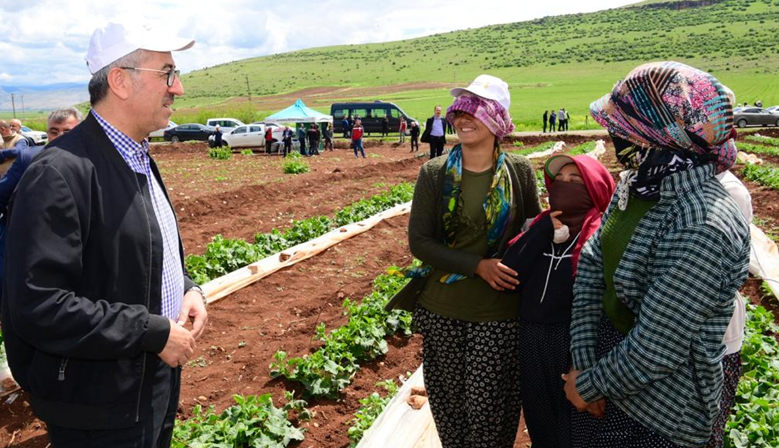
[414,305,522,448]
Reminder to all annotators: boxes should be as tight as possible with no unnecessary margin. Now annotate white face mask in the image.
[553,225,570,244]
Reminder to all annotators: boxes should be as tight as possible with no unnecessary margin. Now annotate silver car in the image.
[734,107,779,128]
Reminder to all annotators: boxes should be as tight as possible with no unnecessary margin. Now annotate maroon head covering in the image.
[508,154,615,275]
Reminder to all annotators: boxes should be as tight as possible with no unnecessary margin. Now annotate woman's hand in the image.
[550,210,564,229]
[475,259,519,291]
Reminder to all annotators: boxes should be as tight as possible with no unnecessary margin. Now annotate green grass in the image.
[170,0,779,130]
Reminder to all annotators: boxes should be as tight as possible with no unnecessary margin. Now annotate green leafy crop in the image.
[172,394,307,448]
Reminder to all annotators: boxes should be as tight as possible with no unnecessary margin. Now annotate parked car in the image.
[163,123,215,142]
[733,107,779,128]
[20,126,48,145]
[149,120,177,139]
[330,101,417,135]
[209,123,288,150]
[206,118,245,135]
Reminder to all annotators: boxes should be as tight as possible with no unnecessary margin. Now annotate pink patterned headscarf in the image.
[590,61,738,173]
[446,94,515,140]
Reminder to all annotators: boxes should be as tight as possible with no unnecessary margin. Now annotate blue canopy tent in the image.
[264,99,333,125]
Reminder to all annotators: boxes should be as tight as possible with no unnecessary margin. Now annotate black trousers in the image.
[519,320,573,448]
[543,121,548,133]
[415,306,522,448]
[429,136,445,159]
[48,367,181,448]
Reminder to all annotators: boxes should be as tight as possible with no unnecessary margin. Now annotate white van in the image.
[206,118,245,134]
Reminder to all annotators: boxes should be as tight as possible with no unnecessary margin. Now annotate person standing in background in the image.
[557,108,565,132]
[409,121,420,153]
[421,105,448,159]
[351,118,365,158]
[549,111,557,133]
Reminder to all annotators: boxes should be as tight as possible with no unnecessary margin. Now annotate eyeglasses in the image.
[120,67,180,87]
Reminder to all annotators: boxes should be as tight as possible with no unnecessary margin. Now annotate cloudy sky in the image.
[0,0,638,87]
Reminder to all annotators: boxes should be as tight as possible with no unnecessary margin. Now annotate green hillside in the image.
[174,0,779,131]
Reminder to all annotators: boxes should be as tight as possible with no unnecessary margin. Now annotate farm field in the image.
[164,0,779,132]
[2,130,779,447]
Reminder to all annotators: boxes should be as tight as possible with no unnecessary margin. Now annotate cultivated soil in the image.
[2,131,779,447]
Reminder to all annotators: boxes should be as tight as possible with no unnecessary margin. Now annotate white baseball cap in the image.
[450,74,511,111]
[86,22,195,75]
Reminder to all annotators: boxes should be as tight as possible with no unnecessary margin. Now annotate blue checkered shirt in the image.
[92,111,184,320]
[571,164,750,447]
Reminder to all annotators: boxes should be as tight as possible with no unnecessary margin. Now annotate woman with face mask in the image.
[563,62,751,448]
[401,74,542,448]
[501,154,615,448]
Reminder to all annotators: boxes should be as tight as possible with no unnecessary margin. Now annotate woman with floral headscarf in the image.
[562,62,751,448]
[406,74,541,448]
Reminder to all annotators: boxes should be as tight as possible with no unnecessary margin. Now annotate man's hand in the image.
[178,289,208,340]
[562,369,588,412]
[158,320,196,368]
[475,259,519,291]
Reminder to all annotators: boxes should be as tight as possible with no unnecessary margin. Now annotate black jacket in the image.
[1,113,195,430]
[421,116,449,142]
[502,215,575,323]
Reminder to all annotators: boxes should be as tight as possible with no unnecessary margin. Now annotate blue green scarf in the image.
[408,144,514,283]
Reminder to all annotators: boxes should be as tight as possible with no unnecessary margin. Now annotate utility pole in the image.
[10,93,16,118]
[245,75,252,104]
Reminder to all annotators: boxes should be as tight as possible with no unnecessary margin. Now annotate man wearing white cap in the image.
[1,22,206,448]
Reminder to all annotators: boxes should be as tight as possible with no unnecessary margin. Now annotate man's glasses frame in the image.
[120,67,180,87]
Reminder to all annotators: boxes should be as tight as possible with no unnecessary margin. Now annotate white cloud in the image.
[0,0,639,87]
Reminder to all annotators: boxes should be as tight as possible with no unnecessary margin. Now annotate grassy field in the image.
[166,0,778,130]
[10,0,777,132]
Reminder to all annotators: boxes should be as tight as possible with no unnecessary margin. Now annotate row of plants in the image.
[745,135,779,147]
[737,142,779,158]
[172,263,414,447]
[742,162,779,190]
[511,141,558,157]
[347,379,399,446]
[726,303,779,448]
[269,267,413,398]
[185,183,414,284]
[282,152,310,174]
[208,146,232,160]
[567,141,597,156]
[172,392,310,448]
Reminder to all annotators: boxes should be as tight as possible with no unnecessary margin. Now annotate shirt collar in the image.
[91,110,150,157]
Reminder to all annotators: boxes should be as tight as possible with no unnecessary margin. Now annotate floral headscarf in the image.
[590,61,738,206]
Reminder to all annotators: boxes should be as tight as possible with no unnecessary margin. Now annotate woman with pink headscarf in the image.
[403,75,541,447]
